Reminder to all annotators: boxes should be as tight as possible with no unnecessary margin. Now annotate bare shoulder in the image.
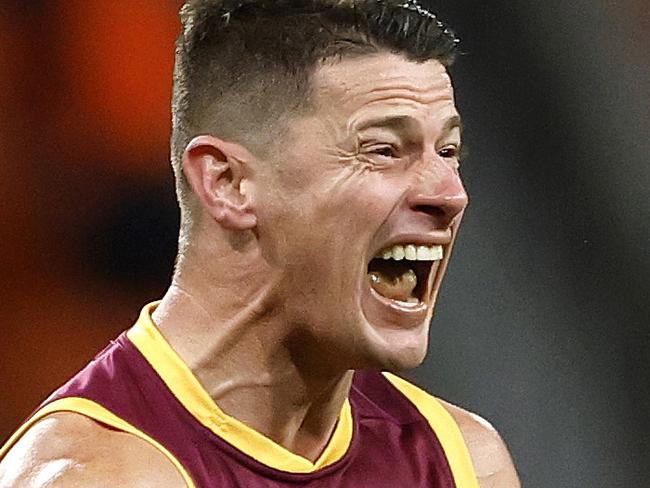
[0,412,187,488]
[438,399,521,488]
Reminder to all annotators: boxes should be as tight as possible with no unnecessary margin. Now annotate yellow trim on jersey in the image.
[383,373,480,488]
[0,397,195,488]
[127,303,353,474]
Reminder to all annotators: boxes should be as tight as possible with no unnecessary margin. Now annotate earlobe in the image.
[182,135,257,231]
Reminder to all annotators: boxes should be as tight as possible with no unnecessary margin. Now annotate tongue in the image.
[368,261,418,302]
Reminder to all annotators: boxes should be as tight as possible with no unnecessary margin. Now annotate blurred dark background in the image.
[1,1,648,486]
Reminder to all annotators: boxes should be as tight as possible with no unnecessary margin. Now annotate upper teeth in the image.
[378,244,444,262]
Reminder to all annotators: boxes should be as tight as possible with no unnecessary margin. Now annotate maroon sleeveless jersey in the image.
[1,304,479,487]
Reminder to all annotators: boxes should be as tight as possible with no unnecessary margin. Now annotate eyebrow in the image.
[441,114,463,136]
[354,115,418,134]
[355,114,463,137]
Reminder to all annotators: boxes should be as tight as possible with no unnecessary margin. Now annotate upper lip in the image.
[370,231,453,258]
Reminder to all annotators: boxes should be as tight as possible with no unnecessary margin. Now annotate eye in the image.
[373,146,396,157]
[438,145,460,159]
[362,144,399,159]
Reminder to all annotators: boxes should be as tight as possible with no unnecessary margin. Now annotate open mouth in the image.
[367,244,443,306]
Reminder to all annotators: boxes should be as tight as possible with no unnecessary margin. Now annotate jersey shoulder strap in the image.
[383,373,480,488]
[0,397,195,488]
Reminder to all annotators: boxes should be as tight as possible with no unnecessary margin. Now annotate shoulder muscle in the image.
[439,400,521,488]
[0,412,186,488]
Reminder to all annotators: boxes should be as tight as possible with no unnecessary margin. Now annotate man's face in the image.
[252,52,467,371]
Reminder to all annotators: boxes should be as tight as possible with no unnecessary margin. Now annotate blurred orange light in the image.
[55,1,180,173]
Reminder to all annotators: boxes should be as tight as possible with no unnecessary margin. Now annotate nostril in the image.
[408,190,468,228]
[410,195,466,228]
[414,204,447,218]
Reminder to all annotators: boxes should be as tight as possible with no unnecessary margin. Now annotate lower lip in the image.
[368,284,428,314]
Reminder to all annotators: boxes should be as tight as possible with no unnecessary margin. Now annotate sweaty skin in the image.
[0,53,520,487]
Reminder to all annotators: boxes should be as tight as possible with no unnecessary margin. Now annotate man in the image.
[0,1,520,486]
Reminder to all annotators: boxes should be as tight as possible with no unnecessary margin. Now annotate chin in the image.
[357,317,431,372]
[380,349,428,372]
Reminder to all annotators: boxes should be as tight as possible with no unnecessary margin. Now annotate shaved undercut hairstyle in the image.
[172,0,459,247]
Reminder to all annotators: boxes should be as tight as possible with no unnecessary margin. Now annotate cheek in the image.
[333,172,409,221]
[256,163,410,255]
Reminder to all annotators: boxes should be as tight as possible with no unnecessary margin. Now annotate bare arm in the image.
[0,413,187,488]
[441,400,521,488]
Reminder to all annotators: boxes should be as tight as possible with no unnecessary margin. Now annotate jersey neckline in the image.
[126,302,354,474]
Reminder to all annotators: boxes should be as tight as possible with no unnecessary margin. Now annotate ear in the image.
[182,135,257,231]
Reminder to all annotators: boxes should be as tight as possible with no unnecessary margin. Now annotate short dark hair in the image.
[172,0,459,229]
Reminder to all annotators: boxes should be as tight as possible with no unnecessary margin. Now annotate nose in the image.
[407,165,468,229]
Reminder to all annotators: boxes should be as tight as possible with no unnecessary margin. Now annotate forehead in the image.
[311,52,457,125]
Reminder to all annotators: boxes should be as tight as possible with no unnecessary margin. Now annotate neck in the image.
[152,279,354,462]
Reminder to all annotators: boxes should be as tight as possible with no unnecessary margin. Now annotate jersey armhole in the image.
[0,397,196,488]
[383,373,480,488]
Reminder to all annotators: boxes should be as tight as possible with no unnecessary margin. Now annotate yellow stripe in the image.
[0,397,195,488]
[127,302,353,474]
[383,373,480,488]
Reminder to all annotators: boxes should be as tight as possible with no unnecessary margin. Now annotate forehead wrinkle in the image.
[362,69,453,95]
[356,90,454,110]
[325,82,456,135]
[311,54,456,144]
[328,79,454,110]
[313,53,453,105]
[346,96,458,139]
